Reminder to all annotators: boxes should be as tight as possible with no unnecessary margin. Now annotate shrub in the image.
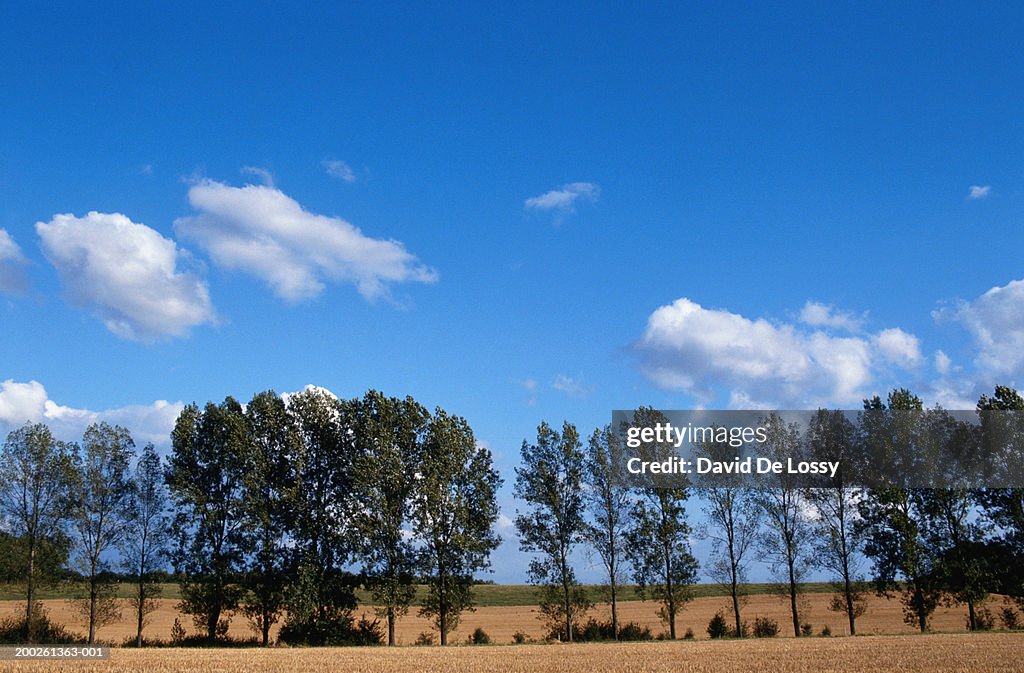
[707,612,729,639]
[468,627,491,645]
[1000,606,1020,630]
[279,612,384,646]
[800,622,812,637]
[512,631,530,644]
[683,627,695,640]
[819,625,832,637]
[415,631,434,646]
[752,617,779,638]
[170,617,186,644]
[0,605,80,645]
[617,622,653,642]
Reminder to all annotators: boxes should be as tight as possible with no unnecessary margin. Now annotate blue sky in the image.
[2,3,1023,582]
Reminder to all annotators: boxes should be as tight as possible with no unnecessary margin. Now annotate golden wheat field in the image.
[0,593,995,646]
[1,634,1023,673]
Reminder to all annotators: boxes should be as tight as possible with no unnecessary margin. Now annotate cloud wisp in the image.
[525,182,600,214]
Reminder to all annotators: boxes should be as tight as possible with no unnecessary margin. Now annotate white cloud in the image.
[0,378,183,446]
[36,212,216,341]
[934,350,952,376]
[0,228,29,295]
[798,301,865,332]
[635,298,922,407]
[552,374,591,398]
[873,328,923,368]
[968,185,991,200]
[323,159,356,183]
[934,278,1024,378]
[524,182,600,213]
[241,166,275,187]
[174,180,437,302]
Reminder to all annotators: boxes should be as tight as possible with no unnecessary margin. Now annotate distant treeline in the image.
[0,385,1022,648]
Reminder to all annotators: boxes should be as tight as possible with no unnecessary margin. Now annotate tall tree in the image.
[623,408,698,639]
[123,442,170,648]
[68,422,135,644]
[583,423,631,639]
[805,409,868,635]
[697,434,761,637]
[857,389,942,632]
[0,423,75,642]
[241,390,296,646]
[350,391,429,646]
[754,413,812,637]
[514,421,591,641]
[282,387,357,633]
[976,385,1024,608]
[166,398,248,640]
[414,409,502,645]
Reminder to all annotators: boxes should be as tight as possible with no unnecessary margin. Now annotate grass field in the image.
[2,634,1023,673]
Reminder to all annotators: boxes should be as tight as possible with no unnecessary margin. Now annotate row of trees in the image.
[0,422,167,645]
[2,384,1021,646]
[0,388,501,646]
[514,387,1024,641]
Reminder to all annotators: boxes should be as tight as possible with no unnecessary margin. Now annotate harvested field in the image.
[1,633,1023,673]
[0,592,998,645]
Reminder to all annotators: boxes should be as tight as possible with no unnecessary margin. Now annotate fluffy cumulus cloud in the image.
[174,181,437,302]
[524,182,600,213]
[935,278,1024,378]
[635,298,924,407]
[873,328,923,368]
[0,378,183,446]
[36,212,216,341]
[0,228,29,294]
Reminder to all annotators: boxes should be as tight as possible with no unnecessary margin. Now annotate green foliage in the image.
[515,421,591,641]
[819,625,832,637]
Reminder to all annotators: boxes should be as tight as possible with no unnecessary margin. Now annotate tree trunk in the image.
[788,558,799,637]
[262,608,271,646]
[26,540,35,644]
[136,578,145,647]
[844,575,856,636]
[610,578,618,641]
[967,598,977,631]
[387,606,395,646]
[89,573,97,644]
